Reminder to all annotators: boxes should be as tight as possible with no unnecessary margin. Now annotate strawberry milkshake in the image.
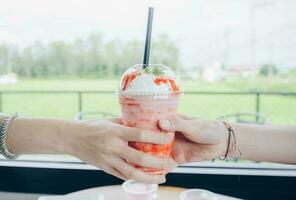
[117,64,181,174]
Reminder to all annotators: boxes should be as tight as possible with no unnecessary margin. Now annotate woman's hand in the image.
[159,114,296,165]
[64,119,177,183]
[6,116,176,183]
[159,114,229,164]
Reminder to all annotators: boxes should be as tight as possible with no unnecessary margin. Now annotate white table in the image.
[39,185,240,200]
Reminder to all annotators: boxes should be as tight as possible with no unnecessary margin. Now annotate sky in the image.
[1,0,296,70]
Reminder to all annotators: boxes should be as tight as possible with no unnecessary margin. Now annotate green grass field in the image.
[0,78,295,124]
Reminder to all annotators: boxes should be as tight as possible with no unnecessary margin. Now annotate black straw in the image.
[143,7,154,69]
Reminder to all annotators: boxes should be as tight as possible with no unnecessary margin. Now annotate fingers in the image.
[110,167,128,180]
[176,113,195,120]
[120,126,173,145]
[112,157,166,184]
[109,118,123,125]
[159,117,186,132]
[99,163,128,181]
[118,145,177,169]
[159,116,204,141]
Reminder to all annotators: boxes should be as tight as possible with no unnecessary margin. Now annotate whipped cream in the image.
[118,64,180,96]
[126,73,171,94]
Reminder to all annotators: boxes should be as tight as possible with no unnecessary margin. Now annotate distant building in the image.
[0,73,18,84]
[225,66,260,79]
[202,62,225,82]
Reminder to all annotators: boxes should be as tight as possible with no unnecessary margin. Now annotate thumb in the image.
[159,117,204,141]
[159,117,183,132]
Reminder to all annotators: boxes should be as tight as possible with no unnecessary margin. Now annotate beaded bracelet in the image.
[0,113,19,159]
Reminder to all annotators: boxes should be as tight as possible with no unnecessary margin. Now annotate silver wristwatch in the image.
[0,113,19,159]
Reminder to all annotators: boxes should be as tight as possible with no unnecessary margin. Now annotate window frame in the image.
[1,159,296,199]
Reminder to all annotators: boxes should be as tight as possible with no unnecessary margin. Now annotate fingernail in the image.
[160,119,171,129]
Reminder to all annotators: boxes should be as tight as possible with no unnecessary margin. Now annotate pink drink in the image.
[118,64,181,174]
[120,95,179,173]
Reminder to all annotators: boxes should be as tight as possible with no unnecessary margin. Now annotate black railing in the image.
[0,90,115,113]
[0,90,295,118]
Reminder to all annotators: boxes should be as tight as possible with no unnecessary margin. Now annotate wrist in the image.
[5,117,89,155]
[55,120,82,155]
[227,122,247,159]
[218,121,242,159]
[216,120,231,158]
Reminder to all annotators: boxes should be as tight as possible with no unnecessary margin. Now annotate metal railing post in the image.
[0,92,2,112]
[78,92,82,117]
[256,93,260,122]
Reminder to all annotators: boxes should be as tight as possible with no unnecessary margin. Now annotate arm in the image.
[4,115,73,155]
[0,113,176,183]
[231,123,296,164]
[159,114,296,165]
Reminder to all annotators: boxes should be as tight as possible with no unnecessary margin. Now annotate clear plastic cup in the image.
[122,180,158,200]
[180,189,219,200]
[117,64,181,174]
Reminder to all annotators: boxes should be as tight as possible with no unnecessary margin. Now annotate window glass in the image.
[1,0,295,173]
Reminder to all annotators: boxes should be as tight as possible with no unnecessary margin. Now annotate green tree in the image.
[260,64,278,77]
[0,44,9,74]
[150,34,180,71]
[0,32,181,78]
[84,33,104,77]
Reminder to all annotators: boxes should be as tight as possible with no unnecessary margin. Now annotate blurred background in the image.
[0,0,295,125]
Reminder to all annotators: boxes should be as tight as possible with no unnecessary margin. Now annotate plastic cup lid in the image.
[117,64,181,97]
[122,180,157,195]
[180,189,219,200]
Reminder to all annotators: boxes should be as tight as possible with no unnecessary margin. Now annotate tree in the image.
[0,32,181,78]
[150,34,180,71]
[260,64,278,77]
[0,44,9,74]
